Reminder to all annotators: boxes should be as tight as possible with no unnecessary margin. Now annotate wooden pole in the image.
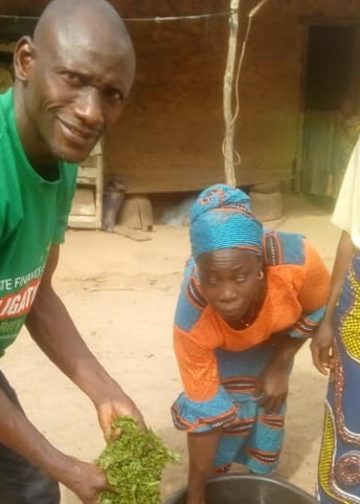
[222,0,269,187]
[223,0,241,187]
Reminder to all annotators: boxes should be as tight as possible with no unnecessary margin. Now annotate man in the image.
[0,0,144,503]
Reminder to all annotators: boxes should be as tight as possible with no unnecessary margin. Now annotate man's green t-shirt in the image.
[0,89,78,356]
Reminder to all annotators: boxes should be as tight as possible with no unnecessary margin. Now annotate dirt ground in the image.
[1,194,341,502]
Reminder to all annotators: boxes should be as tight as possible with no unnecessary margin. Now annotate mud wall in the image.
[3,0,360,192]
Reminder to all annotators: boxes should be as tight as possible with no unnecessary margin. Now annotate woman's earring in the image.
[257,271,264,280]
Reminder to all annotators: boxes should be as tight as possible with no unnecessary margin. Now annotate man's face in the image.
[17,27,135,163]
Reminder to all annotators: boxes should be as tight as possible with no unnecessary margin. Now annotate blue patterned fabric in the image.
[318,252,360,503]
[213,400,286,474]
[174,258,205,331]
[172,386,237,433]
[263,231,305,265]
[289,306,326,339]
[190,184,263,259]
[171,341,286,473]
[215,345,285,473]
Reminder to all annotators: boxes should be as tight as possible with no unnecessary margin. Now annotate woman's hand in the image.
[186,432,219,504]
[256,360,289,413]
[310,322,335,375]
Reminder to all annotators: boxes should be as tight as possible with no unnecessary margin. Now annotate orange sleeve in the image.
[174,325,219,402]
[298,240,331,312]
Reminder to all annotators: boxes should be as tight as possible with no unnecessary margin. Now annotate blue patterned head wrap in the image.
[190,184,263,259]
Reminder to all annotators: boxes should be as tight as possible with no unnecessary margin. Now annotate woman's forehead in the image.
[197,248,260,269]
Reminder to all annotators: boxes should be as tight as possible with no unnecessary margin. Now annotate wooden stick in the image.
[223,0,241,187]
[222,0,270,187]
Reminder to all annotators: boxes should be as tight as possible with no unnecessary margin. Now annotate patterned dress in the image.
[318,253,360,503]
[172,230,330,474]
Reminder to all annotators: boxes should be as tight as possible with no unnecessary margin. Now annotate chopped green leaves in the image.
[96,417,179,503]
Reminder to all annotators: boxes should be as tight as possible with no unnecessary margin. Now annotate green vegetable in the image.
[96,416,179,503]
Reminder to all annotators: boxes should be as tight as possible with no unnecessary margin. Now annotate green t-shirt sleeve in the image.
[53,164,78,244]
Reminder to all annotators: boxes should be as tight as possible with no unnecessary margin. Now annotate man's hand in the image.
[62,458,113,504]
[96,384,146,442]
[310,322,335,375]
[256,361,289,413]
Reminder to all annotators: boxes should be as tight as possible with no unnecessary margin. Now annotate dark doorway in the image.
[299,23,360,197]
[305,25,356,111]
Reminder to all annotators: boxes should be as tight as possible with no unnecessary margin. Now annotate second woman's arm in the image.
[311,231,354,374]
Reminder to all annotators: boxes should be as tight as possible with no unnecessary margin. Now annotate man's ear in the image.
[13,36,36,82]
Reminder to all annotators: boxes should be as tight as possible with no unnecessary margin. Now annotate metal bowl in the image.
[165,474,317,504]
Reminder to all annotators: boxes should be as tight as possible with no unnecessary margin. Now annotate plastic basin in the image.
[165,474,317,504]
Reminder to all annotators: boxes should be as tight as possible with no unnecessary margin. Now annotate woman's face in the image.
[197,248,262,326]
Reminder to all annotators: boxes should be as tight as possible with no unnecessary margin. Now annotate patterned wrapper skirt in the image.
[172,337,287,475]
[211,344,286,475]
[318,252,360,503]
